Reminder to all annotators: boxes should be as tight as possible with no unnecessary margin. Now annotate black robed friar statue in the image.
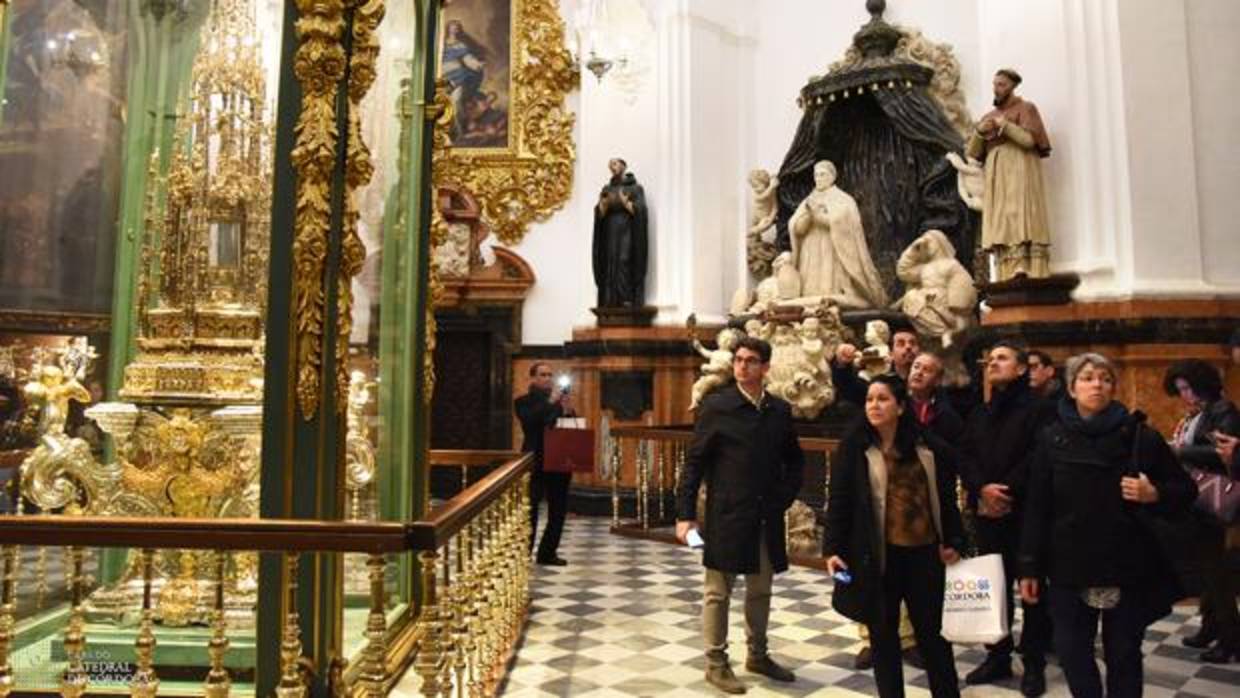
[592,158,648,309]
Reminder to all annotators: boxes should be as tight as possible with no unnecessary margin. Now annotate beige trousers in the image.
[703,534,774,666]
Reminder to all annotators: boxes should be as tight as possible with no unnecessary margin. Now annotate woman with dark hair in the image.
[1019,353,1197,697]
[824,374,964,697]
[1163,358,1240,663]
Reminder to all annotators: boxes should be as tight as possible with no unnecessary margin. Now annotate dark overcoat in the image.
[821,430,966,623]
[676,386,805,574]
[1019,409,1197,625]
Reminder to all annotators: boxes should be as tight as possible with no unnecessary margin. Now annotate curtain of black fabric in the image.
[774,110,821,251]
[771,87,978,300]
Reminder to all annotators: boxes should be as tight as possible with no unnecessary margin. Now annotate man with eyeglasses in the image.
[676,337,805,694]
[515,362,574,566]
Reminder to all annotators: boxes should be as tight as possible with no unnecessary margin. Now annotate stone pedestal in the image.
[591,305,658,327]
[978,274,1081,308]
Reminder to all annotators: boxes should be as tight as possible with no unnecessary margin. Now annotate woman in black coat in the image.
[824,375,965,698]
[1164,358,1240,662]
[1019,353,1197,698]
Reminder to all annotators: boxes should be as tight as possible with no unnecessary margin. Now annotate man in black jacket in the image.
[832,327,921,406]
[515,362,573,566]
[908,351,967,448]
[961,342,1054,696]
[1027,350,1065,404]
[676,337,805,694]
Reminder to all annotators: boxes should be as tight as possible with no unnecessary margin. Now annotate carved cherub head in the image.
[748,169,771,191]
[799,317,821,339]
[864,320,890,348]
[716,328,742,352]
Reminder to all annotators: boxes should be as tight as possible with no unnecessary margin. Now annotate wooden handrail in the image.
[610,426,693,441]
[409,453,534,550]
[0,454,534,554]
[609,426,838,452]
[428,449,522,466]
[0,516,411,554]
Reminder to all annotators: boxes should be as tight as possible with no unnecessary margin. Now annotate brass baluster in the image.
[362,553,387,697]
[438,545,453,696]
[481,508,501,694]
[467,518,487,698]
[451,526,470,698]
[674,442,685,506]
[460,464,468,493]
[656,441,666,523]
[609,437,620,528]
[483,507,503,669]
[275,553,306,698]
[204,552,231,698]
[636,440,644,528]
[0,545,17,698]
[413,550,443,697]
[509,491,522,635]
[496,500,510,649]
[60,547,87,698]
[823,451,832,515]
[513,484,530,610]
[785,509,792,553]
[130,549,160,697]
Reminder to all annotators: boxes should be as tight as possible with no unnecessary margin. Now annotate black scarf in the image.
[1058,397,1130,437]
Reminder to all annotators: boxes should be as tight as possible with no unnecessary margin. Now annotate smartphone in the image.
[686,528,705,549]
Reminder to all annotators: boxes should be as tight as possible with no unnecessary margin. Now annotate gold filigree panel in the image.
[433,0,578,245]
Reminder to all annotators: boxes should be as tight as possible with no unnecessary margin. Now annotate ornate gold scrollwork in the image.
[336,0,385,416]
[432,0,579,246]
[424,79,454,403]
[291,0,347,419]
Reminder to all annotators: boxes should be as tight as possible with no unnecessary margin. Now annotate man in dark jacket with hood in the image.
[961,342,1054,696]
[676,337,805,694]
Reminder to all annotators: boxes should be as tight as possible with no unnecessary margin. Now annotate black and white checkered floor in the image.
[394,517,1239,697]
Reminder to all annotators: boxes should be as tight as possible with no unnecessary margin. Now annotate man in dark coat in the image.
[831,326,922,407]
[515,362,573,565]
[676,337,805,694]
[592,158,648,308]
[908,351,967,449]
[960,342,1054,696]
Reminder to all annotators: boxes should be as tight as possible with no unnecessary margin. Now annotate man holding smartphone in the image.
[676,337,805,694]
[515,362,574,565]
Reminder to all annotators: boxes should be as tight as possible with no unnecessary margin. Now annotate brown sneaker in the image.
[705,663,747,694]
[745,654,795,682]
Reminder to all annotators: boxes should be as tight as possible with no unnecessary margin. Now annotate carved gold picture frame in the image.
[434,0,578,245]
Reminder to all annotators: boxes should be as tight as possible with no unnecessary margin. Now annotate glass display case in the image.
[0,0,439,692]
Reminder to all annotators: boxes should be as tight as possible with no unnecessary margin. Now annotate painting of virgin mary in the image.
[440,1,511,149]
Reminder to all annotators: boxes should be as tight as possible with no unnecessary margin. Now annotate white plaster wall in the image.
[1185,0,1240,288]
[512,0,661,344]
